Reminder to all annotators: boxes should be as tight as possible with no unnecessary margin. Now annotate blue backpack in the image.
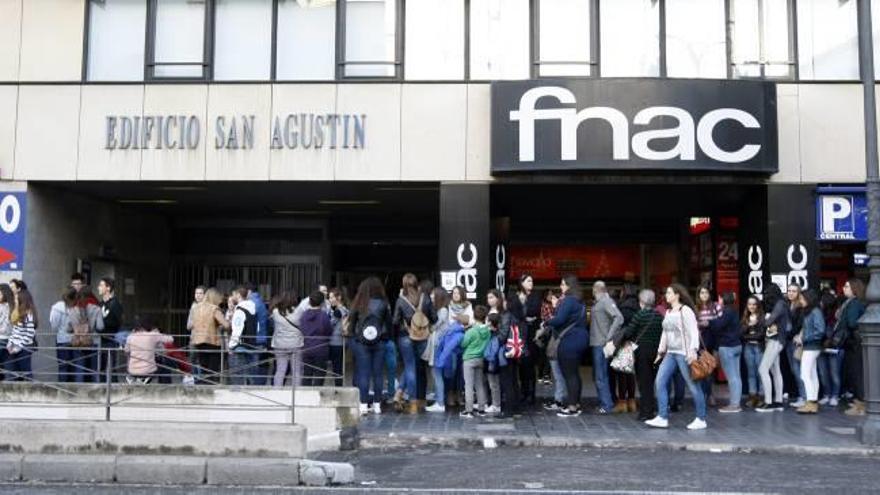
[483,335,508,373]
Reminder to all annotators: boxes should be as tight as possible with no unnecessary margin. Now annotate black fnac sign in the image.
[491,79,778,174]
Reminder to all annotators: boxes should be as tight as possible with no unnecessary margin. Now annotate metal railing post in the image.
[104,348,112,421]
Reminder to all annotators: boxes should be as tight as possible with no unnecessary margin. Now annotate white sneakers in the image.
[425,403,446,413]
[818,397,830,406]
[485,405,501,414]
[645,416,708,430]
[645,416,669,428]
[360,403,383,415]
[790,398,806,408]
[686,418,707,430]
[829,397,839,407]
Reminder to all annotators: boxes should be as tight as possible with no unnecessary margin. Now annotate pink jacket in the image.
[125,330,173,376]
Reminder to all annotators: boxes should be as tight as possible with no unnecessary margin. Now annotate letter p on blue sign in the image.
[819,195,854,240]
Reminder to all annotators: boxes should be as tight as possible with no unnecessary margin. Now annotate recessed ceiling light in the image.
[272,210,329,215]
[318,200,380,206]
[156,186,205,192]
[118,199,178,205]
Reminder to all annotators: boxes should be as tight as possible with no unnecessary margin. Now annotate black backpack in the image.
[356,311,383,346]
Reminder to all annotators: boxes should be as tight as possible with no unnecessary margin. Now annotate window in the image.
[405,0,465,80]
[148,0,210,79]
[798,0,859,80]
[213,0,273,80]
[600,0,660,77]
[342,0,400,78]
[665,0,726,78]
[276,0,336,80]
[86,0,147,81]
[470,0,530,79]
[729,0,795,78]
[535,0,595,77]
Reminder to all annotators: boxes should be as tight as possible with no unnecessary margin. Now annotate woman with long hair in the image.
[0,284,14,380]
[190,287,230,384]
[349,276,392,415]
[392,273,435,413]
[817,289,841,407]
[518,274,542,406]
[425,287,451,412]
[6,289,37,381]
[756,284,788,412]
[696,284,721,406]
[740,295,766,408]
[271,291,304,388]
[840,278,868,415]
[785,284,807,408]
[545,275,589,417]
[646,283,707,430]
[795,289,825,414]
[708,291,743,413]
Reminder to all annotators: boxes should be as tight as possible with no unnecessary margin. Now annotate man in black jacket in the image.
[98,278,124,380]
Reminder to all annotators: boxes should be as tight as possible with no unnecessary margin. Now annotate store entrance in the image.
[493,183,762,303]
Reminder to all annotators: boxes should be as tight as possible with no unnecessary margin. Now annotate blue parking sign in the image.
[0,192,26,271]
[816,187,868,242]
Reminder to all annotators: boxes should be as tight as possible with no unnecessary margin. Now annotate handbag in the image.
[679,310,717,381]
[546,307,584,360]
[610,342,638,374]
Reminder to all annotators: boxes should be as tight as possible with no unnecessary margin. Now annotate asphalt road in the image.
[2,446,879,494]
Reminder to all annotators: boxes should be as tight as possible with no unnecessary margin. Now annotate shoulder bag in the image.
[610,323,652,375]
[679,309,717,381]
[546,306,584,361]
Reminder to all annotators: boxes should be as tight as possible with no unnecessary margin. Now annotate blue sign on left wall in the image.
[0,192,26,271]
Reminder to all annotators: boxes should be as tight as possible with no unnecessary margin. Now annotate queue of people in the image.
[0,271,871,428]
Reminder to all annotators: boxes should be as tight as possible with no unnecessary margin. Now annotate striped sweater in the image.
[9,312,36,349]
[615,307,664,351]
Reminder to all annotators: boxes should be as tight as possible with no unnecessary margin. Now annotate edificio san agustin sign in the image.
[104,113,366,151]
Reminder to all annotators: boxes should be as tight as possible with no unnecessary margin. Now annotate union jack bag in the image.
[506,323,524,360]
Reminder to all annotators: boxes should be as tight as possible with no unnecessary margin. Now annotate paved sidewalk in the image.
[359,400,877,456]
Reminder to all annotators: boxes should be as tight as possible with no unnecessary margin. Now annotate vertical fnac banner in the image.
[0,191,26,273]
[491,218,510,296]
[438,184,491,301]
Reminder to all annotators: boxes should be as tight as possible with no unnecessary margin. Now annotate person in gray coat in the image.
[590,281,624,413]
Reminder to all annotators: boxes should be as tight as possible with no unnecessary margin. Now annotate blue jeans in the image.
[817,350,844,399]
[743,344,763,395]
[432,365,446,405]
[655,353,707,420]
[550,359,567,403]
[56,345,77,383]
[383,340,397,397]
[351,339,384,405]
[667,368,685,406]
[397,335,427,400]
[230,350,260,385]
[590,346,614,410]
[786,340,807,400]
[718,345,743,406]
[5,348,33,381]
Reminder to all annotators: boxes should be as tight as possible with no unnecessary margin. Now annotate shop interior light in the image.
[318,200,380,205]
[118,199,178,205]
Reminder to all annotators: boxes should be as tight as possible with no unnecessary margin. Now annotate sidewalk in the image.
[359,399,878,456]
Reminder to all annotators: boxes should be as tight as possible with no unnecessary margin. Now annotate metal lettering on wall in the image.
[105,113,366,151]
[491,79,778,173]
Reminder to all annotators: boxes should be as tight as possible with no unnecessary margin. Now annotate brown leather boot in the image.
[845,399,866,416]
[627,399,638,413]
[612,400,628,414]
[406,401,421,414]
[797,400,818,414]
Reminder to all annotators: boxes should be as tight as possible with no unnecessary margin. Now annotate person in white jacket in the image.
[645,283,707,431]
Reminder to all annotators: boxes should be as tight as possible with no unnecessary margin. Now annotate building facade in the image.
[0,0,875,329]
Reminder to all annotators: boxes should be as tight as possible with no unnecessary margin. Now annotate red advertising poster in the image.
[510,245,641,281]
[716,232,740,304]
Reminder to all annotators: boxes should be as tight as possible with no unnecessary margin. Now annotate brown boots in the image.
[613,399,639,414]
[845,399,866,416]
[627,399,638,413]
[796,400,819,414]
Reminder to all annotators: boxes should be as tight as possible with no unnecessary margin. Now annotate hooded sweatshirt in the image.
[300,307,333,360]
[461,323,491,361]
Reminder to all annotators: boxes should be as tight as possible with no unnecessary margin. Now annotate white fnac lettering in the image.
[456,243,478,299]
[747,245,764,298]
[495,245,506,294]
[786,244,809,290]
[510,86,762,164]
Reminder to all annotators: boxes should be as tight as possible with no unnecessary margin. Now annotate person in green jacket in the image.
[460,305,491,418]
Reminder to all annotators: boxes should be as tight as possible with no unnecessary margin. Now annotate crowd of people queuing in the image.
[0,271,871,428]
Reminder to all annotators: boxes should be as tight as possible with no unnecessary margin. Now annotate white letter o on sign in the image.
[0,195,21,234]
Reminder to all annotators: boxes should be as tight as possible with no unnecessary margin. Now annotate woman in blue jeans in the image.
[348,277,392,415]
[392,274,436,414]
[646,283,707,430]
[740,296,766,408]
[546,275,588,417]
[708,292,743,413]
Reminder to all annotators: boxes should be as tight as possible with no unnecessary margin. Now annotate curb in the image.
[361,432,880,457]
[0,455,355,486]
